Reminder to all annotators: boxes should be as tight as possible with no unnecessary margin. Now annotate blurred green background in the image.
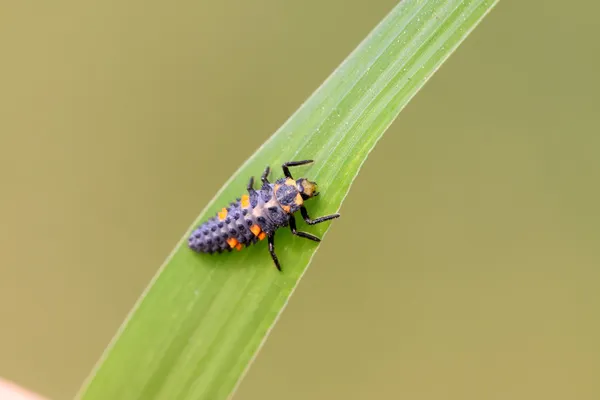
[1,0,599,399]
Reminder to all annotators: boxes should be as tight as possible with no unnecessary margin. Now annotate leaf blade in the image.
[77,1,499,399]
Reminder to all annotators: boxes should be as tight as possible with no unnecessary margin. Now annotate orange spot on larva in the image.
[218,208,228,221]
[294,193,303,206]
[241,194,250,208]
[235,243,243,251]
[250,224,262,236]
[282,205,291,213]
[285,178,296,187]
[226,238,238,248]
[258,232,266,240]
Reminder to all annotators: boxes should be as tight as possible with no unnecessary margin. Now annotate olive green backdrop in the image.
[1,1,599,399]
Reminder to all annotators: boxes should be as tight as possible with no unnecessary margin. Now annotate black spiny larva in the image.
[188,160,340,271]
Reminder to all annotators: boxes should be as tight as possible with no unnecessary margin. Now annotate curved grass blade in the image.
[77,1,499,399]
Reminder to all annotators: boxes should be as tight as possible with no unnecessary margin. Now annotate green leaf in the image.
[77,1,499,399]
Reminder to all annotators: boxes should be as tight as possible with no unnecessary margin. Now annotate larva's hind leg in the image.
[267,233,282,271]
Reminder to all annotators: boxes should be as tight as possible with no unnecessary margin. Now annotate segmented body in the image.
[188,160,340,271]
[188,178,300,254]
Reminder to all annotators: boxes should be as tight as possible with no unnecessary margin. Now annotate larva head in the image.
[297,178,319,200]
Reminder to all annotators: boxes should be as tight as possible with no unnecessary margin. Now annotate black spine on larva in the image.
[188,192,260,254]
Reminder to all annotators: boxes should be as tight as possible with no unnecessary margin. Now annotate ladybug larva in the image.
[188,160,340,271]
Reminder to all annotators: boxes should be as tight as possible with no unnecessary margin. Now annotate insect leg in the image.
[261,166,271,184]
[300,206,340,225]
[288,215,320,242]
[281,160,314,179]
[247,176,255,192]
[267,233,282,271]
